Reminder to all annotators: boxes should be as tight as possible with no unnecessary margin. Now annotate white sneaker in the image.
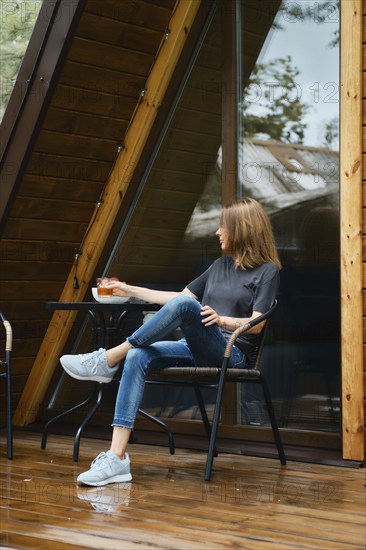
[60,348,118,383]
[77,451,132,486]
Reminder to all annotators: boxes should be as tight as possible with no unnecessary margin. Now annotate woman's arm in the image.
[105,281,197,306]
[201,306,265,334]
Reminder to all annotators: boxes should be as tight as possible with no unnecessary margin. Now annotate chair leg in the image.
[6,351,13,460]
[204,358,229,481]
[138,409,175,455]
[259,375,286,465]
[193,384,218,457]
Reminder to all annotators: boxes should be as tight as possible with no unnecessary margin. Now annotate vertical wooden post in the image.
[340,0,364,460]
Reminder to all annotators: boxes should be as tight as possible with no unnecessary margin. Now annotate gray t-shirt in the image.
[187,256,279,361]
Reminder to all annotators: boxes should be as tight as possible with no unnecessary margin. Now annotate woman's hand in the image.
[105,280,133,297]
[200,305,222,327]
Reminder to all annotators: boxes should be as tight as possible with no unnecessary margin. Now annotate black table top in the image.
[45,301,160,312]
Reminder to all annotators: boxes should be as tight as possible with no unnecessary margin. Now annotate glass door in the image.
[237,0,340,433]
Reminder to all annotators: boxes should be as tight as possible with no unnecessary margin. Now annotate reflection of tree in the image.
[276,1,339,48]
[0,0,41,120]
[323,117,339,149]
[242,56,310,144]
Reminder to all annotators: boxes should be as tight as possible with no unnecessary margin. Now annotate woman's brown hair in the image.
[220,198,281,269]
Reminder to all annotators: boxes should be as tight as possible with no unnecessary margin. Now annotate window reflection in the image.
[237,0,340,432]
[55,1,340,436]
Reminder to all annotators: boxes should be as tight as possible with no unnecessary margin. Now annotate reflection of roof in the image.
[186,139,339,237]
[236,139,339,213]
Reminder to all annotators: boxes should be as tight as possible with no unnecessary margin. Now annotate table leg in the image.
[73,383,104,461]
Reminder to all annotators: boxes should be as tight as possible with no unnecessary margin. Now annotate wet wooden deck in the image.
[0,431,365,549]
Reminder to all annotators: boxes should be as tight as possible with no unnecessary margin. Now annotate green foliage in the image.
[0,0,42,120]
[323,116,339,149]
[241,56,310,144]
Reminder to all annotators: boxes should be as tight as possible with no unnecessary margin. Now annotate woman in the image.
[60,198,281,486]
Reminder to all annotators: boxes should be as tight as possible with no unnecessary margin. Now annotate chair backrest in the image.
[223,300,278,365]
[247,320,271,370]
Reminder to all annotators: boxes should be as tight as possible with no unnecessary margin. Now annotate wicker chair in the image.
[0,312,13,459]
[146,300,286,481]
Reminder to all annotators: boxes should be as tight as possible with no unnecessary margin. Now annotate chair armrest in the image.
[223,300,277,359]
[0,312,13,352]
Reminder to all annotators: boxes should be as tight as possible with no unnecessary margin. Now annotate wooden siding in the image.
[0,0,176,421]
[363,0,366,452]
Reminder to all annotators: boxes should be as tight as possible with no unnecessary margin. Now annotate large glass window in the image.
[237,0,340,432]
[48,1,341,441]
[0,0,42,121]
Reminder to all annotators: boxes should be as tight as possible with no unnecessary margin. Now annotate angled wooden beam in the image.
[14,0,202,426]
[340,0,364,460]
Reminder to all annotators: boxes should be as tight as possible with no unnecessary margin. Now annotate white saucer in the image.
[92,287,129,304]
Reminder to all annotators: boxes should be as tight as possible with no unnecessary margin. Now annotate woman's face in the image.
[216,224,228,252]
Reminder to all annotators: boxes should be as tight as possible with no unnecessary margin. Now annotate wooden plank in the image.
[50,83,137,119]
[1,281,63,300]
[150,169,211,193]
[84,0,173,30]
[0,261,69,281]
[68,37,154,75]
[141,188,203,212]
[34,130,117,163]
[20,175,104,201]
[340,0,364,460]
[27,153,110,182]
[126,207,192,230]
[171,110,221,137]
[9,196,94,223]
[76,11,163,54]
[0,239,76,262]
[0,301,51,320]
[2,219,87,242]
[13,0,203,426]
[111,245,192,267]
[145,0,176,10]
[121,227,187,248]
[120,265,193,284]
[58,61,145,100]
[182,81,221,115]
[157,147,217,172]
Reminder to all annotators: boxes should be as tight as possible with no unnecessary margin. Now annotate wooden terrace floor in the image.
[0,431,365,549]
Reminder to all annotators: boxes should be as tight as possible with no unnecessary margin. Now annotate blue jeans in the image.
[112,295,247,428]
